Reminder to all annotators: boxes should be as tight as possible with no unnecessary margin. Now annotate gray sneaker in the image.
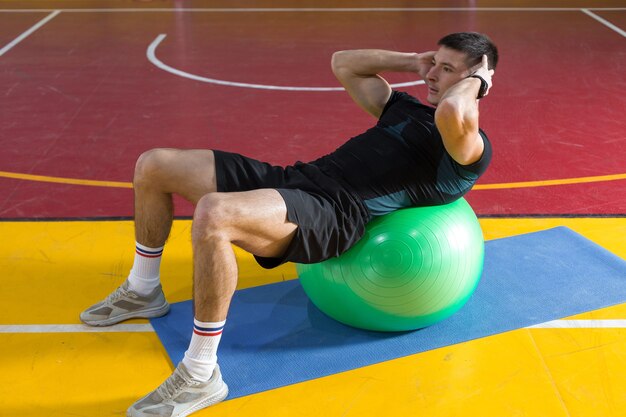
[128,363,228,417]
[80,281,170,326]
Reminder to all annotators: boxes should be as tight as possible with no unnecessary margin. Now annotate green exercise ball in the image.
[296,198,484,332]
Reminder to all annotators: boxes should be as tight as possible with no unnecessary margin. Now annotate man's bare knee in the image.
[134,149,217,202]
[134,148,175,186]
[192,194,236,244]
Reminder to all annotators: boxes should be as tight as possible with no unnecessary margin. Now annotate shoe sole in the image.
[81,302,170,327]
[126,381,229,417]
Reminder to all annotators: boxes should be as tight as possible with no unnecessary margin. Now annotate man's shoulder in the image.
[381,90,435,123]
[388,90,421,105]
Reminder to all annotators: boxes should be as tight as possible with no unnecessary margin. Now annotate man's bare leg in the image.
[133,148,219,247]
[81,147,299,415]
[190,189,297,321]
[128,188,298,417]
[133,151,298,321]
[80,149,220,325]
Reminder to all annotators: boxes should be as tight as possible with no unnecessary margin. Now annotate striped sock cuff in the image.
[135,242,164,259]
[193,319,226,337]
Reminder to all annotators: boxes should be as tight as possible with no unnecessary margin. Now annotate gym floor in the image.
[1,1,625,416]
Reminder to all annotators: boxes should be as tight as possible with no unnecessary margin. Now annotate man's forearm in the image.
[441,76,483,102]
[436,76,482,138]
[434,78,481,164]
[331,50,419,77]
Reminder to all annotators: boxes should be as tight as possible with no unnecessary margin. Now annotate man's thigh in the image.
[198,189,298,260]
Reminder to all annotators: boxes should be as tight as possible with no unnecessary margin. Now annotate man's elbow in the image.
[331,51,349,75]
[435,99,462,134]
[436,97,477,130]
[436,96,462,117]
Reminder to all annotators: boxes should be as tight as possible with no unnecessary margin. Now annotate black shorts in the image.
[213,150,370,269]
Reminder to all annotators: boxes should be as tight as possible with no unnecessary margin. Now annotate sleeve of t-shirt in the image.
[379,90,412,119]
[458,130,493,177]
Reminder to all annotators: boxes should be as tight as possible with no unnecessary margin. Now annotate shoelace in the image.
[156,370,190,400]
[104,285,133,304]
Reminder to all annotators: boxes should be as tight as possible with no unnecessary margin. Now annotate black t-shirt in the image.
[311,90,492,216]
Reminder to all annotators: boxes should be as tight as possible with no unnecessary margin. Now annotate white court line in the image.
[581,9,626,38]
[147,34,424,92]
[528,320,626,329]
[1,8,626,13]
[1,320,625,333]
[0,10,60,58]
[0,324,155,333]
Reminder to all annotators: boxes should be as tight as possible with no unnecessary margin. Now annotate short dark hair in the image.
[438,32,499,70]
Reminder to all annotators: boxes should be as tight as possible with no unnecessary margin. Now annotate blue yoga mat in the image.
[151,227,626,398]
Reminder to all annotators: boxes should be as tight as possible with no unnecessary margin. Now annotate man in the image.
[81,32,498,417]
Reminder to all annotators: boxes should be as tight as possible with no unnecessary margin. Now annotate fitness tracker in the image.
[468,75,488,99]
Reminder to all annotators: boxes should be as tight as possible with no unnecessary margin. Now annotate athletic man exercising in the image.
[81,32,498,417]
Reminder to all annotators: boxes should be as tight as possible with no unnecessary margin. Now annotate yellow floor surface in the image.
[1,218,625,416]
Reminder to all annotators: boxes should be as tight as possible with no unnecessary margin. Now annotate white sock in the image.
[126,242,164,296]
[182,319,225,381]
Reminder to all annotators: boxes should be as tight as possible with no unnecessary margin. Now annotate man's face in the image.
[425,46,473,105]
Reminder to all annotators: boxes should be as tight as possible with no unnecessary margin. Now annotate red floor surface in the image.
[1,3,625,218]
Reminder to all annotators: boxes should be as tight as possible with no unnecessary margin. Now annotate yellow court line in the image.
[0,170,133,188]
[474,172,626,190]
[2,170,626,190]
